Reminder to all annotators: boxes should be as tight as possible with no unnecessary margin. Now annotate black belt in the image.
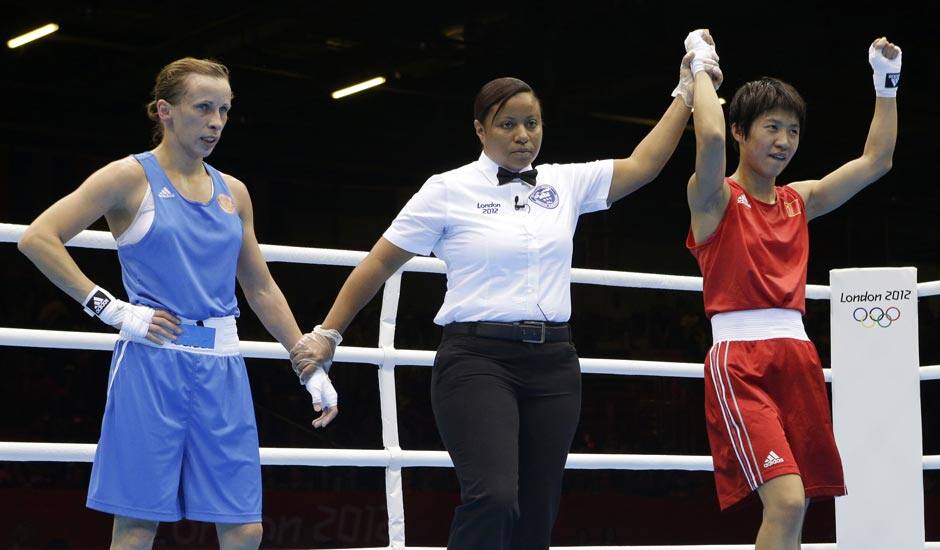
[444,321,570,344]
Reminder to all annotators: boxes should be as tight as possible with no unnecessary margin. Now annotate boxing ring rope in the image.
[0,222,937,549]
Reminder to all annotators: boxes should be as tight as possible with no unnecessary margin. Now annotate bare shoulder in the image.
[220,172,249,199]
[89,156,146,187]
[785,179,817,202]
[81,156,148,208]
[219,172,253,219]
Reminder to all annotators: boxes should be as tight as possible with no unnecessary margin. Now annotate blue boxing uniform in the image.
[86,151,261,523]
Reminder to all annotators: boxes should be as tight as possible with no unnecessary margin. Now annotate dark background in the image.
[1,1,937,547]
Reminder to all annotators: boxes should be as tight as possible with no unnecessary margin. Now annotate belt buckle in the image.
[519,321,546,344]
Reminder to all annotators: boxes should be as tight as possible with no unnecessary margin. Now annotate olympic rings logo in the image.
[853,306,901,328]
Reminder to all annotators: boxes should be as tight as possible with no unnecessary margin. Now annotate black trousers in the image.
[430,332,582,550]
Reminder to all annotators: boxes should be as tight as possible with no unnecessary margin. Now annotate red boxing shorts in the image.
[705,337,847,510]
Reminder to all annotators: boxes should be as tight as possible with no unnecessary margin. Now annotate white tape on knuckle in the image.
[324,381,338,408]
[119,309,150,340]
[305,374,323,403]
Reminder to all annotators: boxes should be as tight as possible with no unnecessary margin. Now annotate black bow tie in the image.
[497,167,538,186]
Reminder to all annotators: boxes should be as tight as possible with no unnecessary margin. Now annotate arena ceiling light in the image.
[7,23,59,49]
[331,76,387,99]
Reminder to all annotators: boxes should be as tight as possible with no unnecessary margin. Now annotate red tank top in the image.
[686,178,808,318]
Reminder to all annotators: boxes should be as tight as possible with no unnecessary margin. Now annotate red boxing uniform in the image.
[690,179,808,318]
[687,178,846,510]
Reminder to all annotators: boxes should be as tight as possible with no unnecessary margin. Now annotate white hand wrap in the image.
[684,29,717,75]
[869,43,901,97]
[82,286,154,340]
[304,368,338,408]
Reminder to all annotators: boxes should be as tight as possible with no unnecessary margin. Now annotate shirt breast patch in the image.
[217,194,237,214]
[784,199,801,218]
[528,184,559,209]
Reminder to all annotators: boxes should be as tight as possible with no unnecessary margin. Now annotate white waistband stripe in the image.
[120,315,240,356]
[711,308,808,342]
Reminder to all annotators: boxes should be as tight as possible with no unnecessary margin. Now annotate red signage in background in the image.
[3,489,936,547]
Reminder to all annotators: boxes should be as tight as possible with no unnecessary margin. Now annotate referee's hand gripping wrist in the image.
[290,325,341,380]
[684,29,719,76]
[673,29,722,107]
[291,325,341,428]
[82,285,180,344]
[672,51,697,108]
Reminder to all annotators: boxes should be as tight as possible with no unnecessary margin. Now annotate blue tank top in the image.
[117,151,243,319]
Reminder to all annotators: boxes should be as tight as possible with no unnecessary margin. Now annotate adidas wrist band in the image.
[873,72,900,98]
[868,43,901,98]
[82,286,116,317]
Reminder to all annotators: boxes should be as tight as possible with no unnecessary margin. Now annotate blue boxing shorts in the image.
[86,317,261,523]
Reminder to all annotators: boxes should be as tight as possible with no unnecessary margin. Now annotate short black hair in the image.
[728,77,806,152]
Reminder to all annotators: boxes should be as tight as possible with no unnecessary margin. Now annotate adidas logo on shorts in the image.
[763,451,784,469]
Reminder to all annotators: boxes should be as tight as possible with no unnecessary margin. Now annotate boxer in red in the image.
[683,31,901,549]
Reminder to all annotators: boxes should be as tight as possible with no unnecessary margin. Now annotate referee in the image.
[292,51,720,549]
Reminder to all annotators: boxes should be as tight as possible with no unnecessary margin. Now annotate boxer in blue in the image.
[18,57,320,549]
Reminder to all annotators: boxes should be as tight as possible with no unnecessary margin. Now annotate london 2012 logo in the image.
[852,306,900,328]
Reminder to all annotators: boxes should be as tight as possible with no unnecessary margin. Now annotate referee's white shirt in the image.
[383,152,613,325]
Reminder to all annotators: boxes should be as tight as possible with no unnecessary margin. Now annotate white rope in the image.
[580,358,701,377]
[311,450,714,471]
[270,544,940,550]
[4,441,937,472]
[2,223,834,295]
[394,547,836,550]
[570,267,701,292]
[2,327,844,382]
[0,442,713,470]
[307,546,841,550]
[921,365,940,381]
[387,545,939,549]
[572,547,829,550]
[0,326,383,362]
[918,280,940,297]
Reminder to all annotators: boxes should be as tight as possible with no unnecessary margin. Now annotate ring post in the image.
[378,272,406,547]
[830,267,924,548]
